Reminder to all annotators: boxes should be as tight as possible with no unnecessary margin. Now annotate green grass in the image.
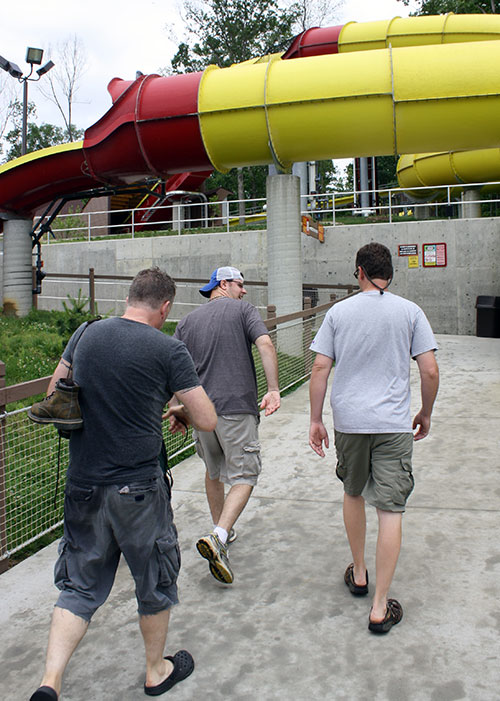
[0,309,177,392]
[0,309,66,387]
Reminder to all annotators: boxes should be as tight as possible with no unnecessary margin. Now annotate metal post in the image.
[87,212,91,242]
[89,268,95,315]
[22,78,28,156]
[388,190,392,223]
[32,266,38,309]
[132,208,135,238]
[303,296,313,373]
[332,193,336,227]
[0,361,9,573]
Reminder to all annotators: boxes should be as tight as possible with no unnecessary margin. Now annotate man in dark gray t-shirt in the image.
[172,266,280,584]
[30,268,216,701]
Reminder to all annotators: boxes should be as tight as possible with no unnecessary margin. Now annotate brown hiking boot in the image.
[28,378,83,430]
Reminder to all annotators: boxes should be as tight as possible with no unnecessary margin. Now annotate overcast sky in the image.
[1,1,414,134]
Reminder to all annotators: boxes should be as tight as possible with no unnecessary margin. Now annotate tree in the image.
[170,0,300,73]
[286,0,345,31]
[397,0,499,14]
[205,165,269,199]
[37,35,88,141]
[0,75,17,157]
[4,100,82,160]
[375,156,398,188]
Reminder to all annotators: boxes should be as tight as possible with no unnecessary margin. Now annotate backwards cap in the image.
[199,266,244,298]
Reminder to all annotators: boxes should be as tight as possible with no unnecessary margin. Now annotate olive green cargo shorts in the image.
[334,431,414,513]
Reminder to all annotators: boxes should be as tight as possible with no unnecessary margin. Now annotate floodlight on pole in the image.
[0,46,54,156]
[26,47,43,65]
[37,60,55,77]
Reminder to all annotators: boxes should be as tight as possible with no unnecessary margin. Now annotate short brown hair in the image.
[128,267,176,308]
[355,243,393,281]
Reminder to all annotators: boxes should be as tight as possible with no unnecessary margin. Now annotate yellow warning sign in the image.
[408,255,419,269]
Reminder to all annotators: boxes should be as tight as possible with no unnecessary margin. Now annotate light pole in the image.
[0,47,54,155]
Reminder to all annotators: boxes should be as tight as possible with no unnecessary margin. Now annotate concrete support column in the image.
[462,189,481,219]
[292,162,308,212]
[266,174,302,353]
[2,218,33,317]
[359,157,370,210]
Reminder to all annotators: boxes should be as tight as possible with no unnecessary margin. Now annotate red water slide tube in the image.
[0,71,213,217]
[0,26,343,219]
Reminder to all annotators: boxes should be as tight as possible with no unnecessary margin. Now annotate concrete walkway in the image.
[1,334,499,701]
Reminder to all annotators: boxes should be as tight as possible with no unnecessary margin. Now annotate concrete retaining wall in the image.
[9,217,500,334]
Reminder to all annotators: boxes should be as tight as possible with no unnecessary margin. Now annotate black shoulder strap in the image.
[159,439,173,497]
[67,316,102,380]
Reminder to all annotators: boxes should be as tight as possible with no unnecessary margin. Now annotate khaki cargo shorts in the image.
[334,431,414,513]
[194,414,261,486]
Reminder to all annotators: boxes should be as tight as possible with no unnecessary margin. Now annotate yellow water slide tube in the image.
[325,12,500,192]
[198,36,500,170]
[3,14,500,217]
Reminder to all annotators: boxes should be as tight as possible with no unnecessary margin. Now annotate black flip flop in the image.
[368,598,403,634]
[344,563,369,596]
[30,687,58,700]
[144,650,194,696]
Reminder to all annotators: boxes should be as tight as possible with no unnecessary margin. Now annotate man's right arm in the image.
[413,350,439,441]
[309,353,333,457]
[46,358,72,394]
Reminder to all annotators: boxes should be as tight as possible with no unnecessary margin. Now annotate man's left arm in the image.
[254,334,281,416]
[413,350,439,441]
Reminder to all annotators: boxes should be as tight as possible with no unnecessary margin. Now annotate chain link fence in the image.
[0,304,338,568]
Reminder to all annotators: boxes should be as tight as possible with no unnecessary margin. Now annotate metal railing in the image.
[0,291,355,571]
[34,270,357,318]
[30,179,500,244]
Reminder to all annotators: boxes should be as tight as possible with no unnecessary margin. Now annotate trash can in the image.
[475,296,500,338]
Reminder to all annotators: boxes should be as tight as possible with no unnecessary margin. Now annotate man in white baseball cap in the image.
[170,266,280,584]
[198,266,246,298]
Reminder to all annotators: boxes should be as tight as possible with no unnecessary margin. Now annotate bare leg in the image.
[140,609,174,689]
[217,484,253,533]
[38,606,89,695]
[370,509,402,621]
[205,471,225,524]
[343,493,367,586]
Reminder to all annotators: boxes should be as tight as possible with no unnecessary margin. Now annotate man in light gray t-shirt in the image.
[309,243,439,635]
[172,266,280,585]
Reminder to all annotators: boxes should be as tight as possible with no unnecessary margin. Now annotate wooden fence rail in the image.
[35,268,357,315]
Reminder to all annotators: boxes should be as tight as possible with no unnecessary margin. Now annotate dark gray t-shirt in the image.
[174,298,269,415]
[62,317,200,485]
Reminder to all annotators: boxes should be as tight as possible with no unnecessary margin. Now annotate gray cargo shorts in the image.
[194,414,261,486]
[334,431,414,513]
[55,473,180,622]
